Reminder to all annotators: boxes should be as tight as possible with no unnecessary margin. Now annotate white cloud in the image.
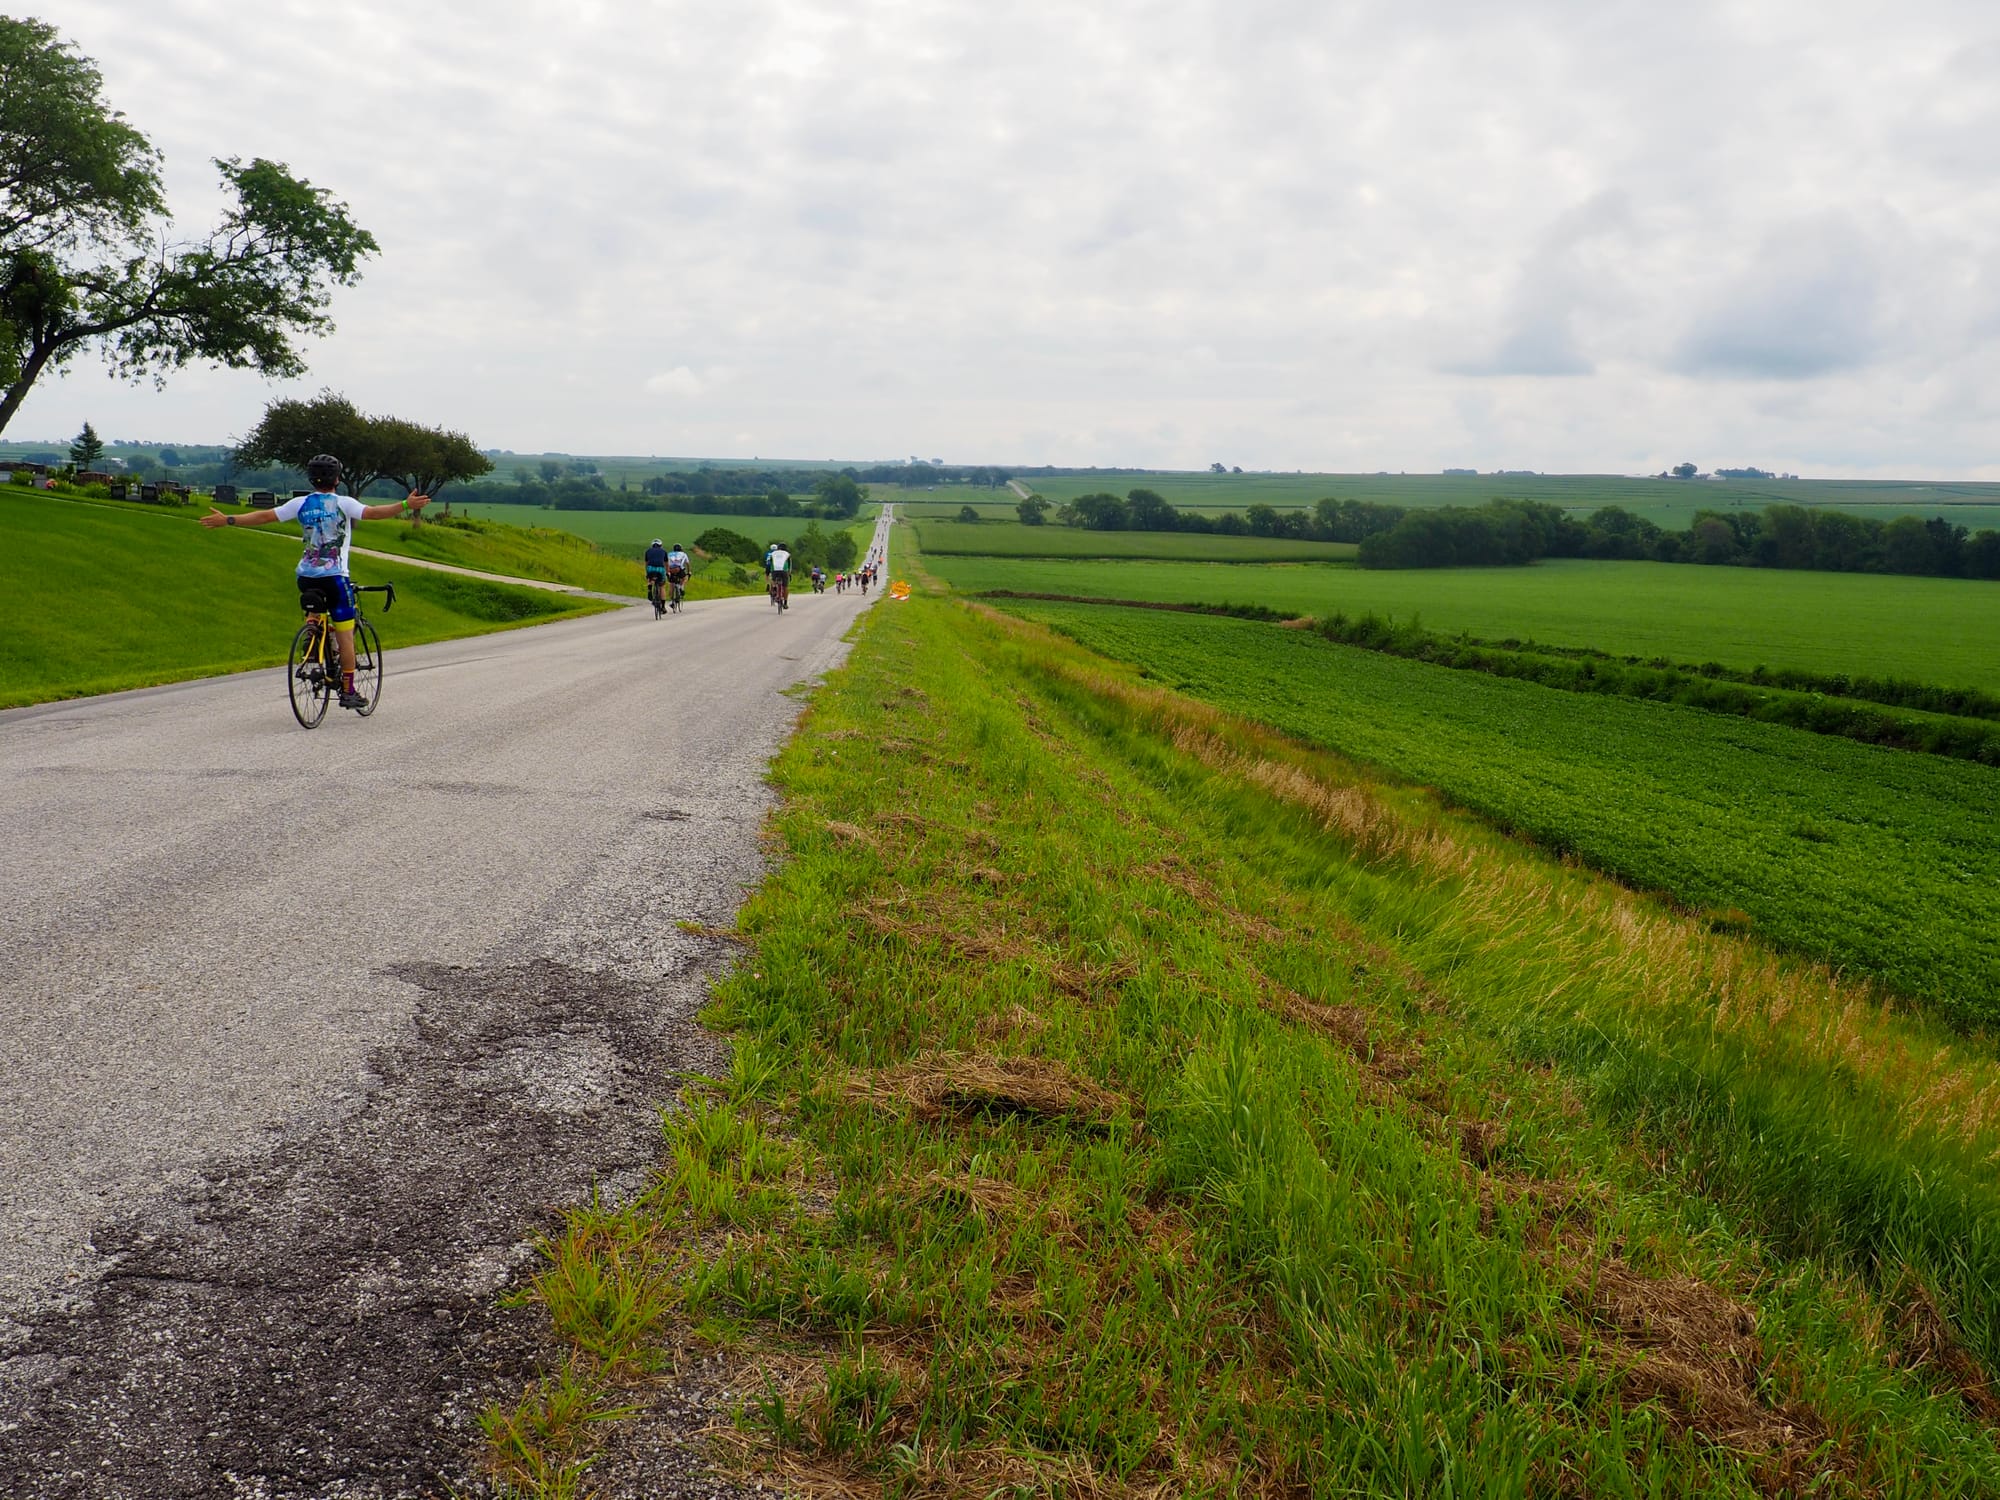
[15,0,2000,476]
[644,367,707,398]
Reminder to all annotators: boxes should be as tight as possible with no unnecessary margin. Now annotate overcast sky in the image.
[21,0,2000,475]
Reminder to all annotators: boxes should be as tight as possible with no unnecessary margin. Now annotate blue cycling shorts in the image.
[298,574,357,625]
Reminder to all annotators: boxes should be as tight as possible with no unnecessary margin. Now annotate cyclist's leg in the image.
[327,578,359,679]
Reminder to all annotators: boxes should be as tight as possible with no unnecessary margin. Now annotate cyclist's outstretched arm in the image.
[360,493,428,521]
[201,507,279,529]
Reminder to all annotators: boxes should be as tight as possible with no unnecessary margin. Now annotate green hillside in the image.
[0,493,615,708]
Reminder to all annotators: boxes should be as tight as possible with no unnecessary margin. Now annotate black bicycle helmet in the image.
[306,454,343,489]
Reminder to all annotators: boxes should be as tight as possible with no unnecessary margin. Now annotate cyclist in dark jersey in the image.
[644,539,669,610]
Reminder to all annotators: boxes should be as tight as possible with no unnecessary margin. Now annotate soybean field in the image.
[999,599,2000,1028]
[929,554,2000,692]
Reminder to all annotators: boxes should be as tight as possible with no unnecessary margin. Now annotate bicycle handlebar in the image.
[353,582,396,613]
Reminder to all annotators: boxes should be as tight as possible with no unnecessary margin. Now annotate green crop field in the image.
[911,518,1355,562]
[923,554,2000,692]
[0,493,615,708]
[1001,599,2000,1028]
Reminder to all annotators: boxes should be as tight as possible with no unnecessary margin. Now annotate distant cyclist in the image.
[201,455,428,709]
[764,539,793,609]
[665,542,691,610]
[643,538,669,611]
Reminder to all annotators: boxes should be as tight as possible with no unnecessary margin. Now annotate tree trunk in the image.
[0,344,58,440]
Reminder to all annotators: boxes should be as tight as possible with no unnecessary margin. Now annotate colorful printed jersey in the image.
[274,491,369,577]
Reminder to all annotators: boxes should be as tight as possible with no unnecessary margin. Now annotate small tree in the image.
[1017,493,1050,526]
[1671,461,1699,480]
[235,391,383,495]
[790,521,831,569]
[376,417,492,511]
[956,504,979,523]
[68,421,103,468]
[813,473,865,518]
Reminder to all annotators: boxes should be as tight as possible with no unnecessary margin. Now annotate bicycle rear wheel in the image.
[351,618,384,716]
[288,620,332,729]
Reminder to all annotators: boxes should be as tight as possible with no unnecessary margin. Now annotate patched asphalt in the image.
[0,511,892,1497]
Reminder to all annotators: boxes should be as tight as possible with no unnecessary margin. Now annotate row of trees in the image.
[1354,499,2000,579]
[476,470,868,520]
[1031,488,1408,543]
[1018,483,2000,581]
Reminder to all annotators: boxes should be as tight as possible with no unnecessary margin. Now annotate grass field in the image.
[1004,599,2000,1028]
[360,515,648,595]
[923,554,2000,692]
[355,515,765,601]
[0,493,615,708]
[487,596,2000,1497]
[911,518,1356,562]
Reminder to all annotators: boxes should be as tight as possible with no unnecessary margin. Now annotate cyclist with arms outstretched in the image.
[202,455,428,708]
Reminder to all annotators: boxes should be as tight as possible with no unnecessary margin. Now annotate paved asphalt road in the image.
[0,511,894,1496]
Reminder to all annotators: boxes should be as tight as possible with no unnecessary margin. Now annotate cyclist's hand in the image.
[199,510,229,529]
[406,494,431,512]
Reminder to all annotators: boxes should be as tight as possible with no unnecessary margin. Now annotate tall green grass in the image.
[489,597,2000,1498]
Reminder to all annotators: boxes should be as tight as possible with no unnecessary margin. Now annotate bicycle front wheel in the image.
[351,619,385,716]
[288,621,332,729]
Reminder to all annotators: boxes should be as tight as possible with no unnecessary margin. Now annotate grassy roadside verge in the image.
[487,596,2000,1498]
[0,492,619,708]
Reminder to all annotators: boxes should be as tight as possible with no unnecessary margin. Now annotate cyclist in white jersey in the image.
[202,454,429,708]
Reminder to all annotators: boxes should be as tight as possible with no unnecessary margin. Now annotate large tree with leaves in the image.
[373,417,492,503]
[235,391,387,494]
[236,391,492,506]
[0,17,377,437]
